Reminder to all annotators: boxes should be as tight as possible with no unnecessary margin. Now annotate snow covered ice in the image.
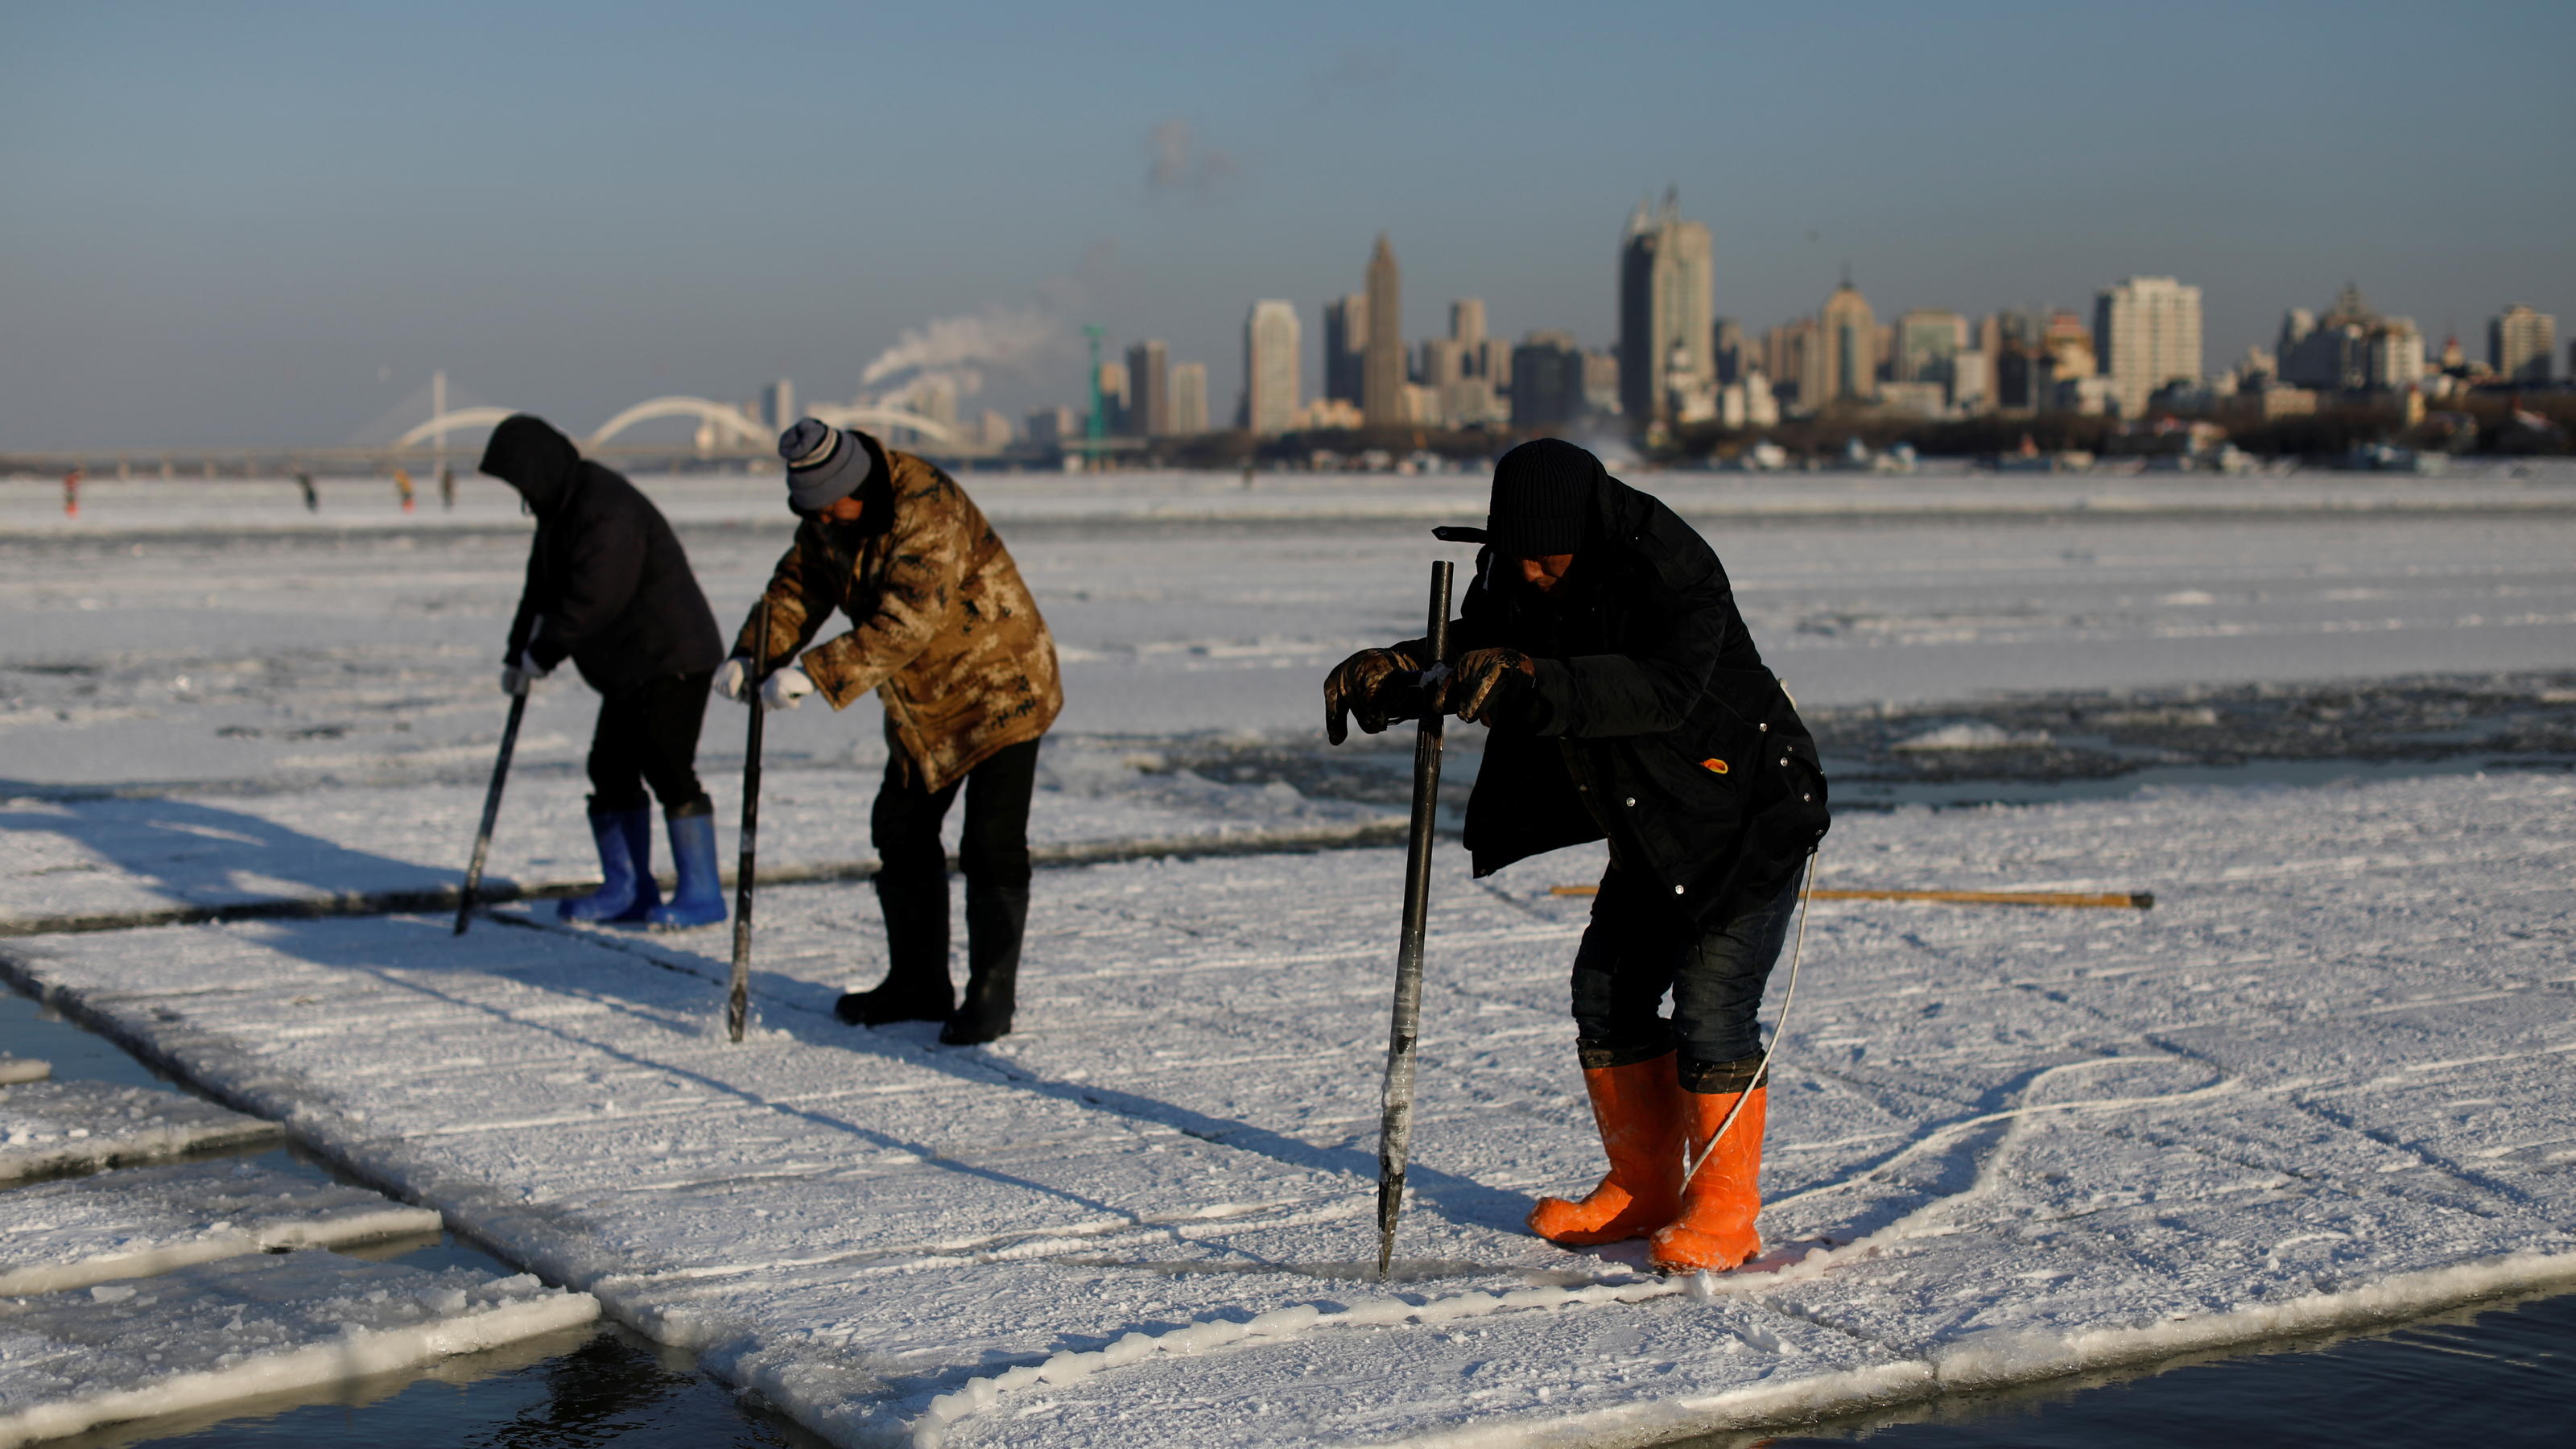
[0,1081,279,1183]
[0,1158,442,1294]
[0,465,2570,1444]
[0,1251,595,1447]
[4,774,2572,1446]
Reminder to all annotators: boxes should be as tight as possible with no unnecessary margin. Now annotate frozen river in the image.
[4,464,2574,790]
[0,462,2570,1447]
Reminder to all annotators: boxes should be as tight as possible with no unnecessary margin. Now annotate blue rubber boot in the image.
[646,799,727,929]
[559,803,661,923]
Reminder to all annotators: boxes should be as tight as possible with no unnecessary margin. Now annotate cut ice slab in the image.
[902,1277,1917,1449]
[0,1062,45,1087]
[0,1081,280,1183]
[0,1250,597,1448]
[0,1158,444,1295]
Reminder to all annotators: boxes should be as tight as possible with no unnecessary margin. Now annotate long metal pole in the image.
[1375,559,1453,1278]
[727,597,772,1042]
[453,691,528,935]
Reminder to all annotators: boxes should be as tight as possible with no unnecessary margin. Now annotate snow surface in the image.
[9,462,2575,537]
[0,1157,442,1295]
[6,466,2574,789]
[2,772,2570,1446]
[0,1063,44,1087]
[0,1249,596,1447]
[0,1081,280,1183]
[0,767,1397,935]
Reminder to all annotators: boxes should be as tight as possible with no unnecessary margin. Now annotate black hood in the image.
[478,414,582,516]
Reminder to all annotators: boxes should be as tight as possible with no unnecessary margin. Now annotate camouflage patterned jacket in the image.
[734,434,1060,792]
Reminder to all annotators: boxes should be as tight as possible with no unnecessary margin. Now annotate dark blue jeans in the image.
[1569,865,1801,1088]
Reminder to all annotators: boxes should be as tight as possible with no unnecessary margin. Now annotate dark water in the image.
[6,882,2574,1447]
[1678,1290,2576,1449]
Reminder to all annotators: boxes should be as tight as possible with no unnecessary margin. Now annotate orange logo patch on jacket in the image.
[1701,758,1729,774]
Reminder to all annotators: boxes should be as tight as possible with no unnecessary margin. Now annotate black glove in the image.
[1442,648,1535,724]
[1323,647,1420,745]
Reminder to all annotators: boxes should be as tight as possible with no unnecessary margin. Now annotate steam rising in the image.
[856,303,1063,405]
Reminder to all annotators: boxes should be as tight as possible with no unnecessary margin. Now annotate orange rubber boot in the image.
[1649,1085,1766,1273]
[1527,1052,1684,1246]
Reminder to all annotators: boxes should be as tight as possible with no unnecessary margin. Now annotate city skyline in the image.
[4,1,2572,446]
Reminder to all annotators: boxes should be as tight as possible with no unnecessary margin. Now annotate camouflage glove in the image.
[1323,647,1421,745]
[1443,648,1536,724]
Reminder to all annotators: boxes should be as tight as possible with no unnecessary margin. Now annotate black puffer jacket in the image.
[481,415,724,696]
[1426,468,1828,923]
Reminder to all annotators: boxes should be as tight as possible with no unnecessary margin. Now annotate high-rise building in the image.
[2093,277,2204,418]
[1125,341,1171,437]
[1022,406,1079,444]
[2491,303,2557,385]
[760,378,796,431]
[1581,350,1621,417]
[2042,311,2095,382]
[1818,279,1878,404]
[1713,317,1745,386]
[2369,321,2425,394]
[1169,361,1209,436]
[1323,294,1368,406]
[1617,190,1713,426]
[1095,360,1130,435]
[2281,285,2422,393]
[1510,330,1584,430]
[1891,311,1968,386]
[1450,298,1486,349]
[1364,236,1404,426]
[1244,300,1302,437]
[1761,317,1818,407]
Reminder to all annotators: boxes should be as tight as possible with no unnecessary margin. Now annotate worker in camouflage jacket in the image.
[1323,438,1829,1274]
[723,419,1063,1045]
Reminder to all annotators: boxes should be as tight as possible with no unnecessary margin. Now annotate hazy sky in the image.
[6,1,2571,448]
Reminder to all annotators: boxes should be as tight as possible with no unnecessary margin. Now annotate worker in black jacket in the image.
[480,414,729,928]
[1324,437,1828,1274]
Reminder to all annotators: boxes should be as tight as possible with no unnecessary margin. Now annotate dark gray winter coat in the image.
[1422,467,1829,923]
[481,415,724,696]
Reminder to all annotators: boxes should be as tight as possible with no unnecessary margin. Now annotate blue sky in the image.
[5,0,2571,446]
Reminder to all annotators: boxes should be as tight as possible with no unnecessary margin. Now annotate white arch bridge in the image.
[391,397,960,452]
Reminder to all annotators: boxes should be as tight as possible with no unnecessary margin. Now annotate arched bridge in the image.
[390,398,960,453]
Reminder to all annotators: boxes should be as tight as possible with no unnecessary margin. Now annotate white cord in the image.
[1680,848,1818,1189]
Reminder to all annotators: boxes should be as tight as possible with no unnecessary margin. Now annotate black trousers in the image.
[871,738,1039,889]
[1569,865,1801,1087]
[586,671,713,813]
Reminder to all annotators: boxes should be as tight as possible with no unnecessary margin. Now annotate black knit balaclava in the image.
[1484,437,1603,558]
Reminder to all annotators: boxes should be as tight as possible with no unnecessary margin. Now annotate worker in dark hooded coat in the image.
[1323,437,1828,1274]
[480,414,729,928]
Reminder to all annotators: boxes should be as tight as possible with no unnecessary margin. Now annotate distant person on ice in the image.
[1323,438,1829,1274]
[479,414,729,929]
[725,420,1061,1046]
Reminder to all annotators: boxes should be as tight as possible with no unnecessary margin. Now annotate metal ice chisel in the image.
[1374,559,1452,1278]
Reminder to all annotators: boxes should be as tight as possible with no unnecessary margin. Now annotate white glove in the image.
[713,656,752,703]
[498,650,551,697]
[759,665,814,712]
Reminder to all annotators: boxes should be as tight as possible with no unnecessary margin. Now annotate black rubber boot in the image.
[940,881,1027,1046]
[835,870,953,1026]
